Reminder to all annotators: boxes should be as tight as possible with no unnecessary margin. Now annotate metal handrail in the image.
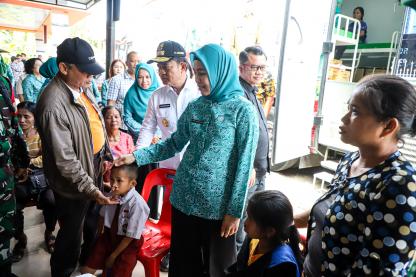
[387,31,401,74]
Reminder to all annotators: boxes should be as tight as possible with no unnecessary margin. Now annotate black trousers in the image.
[51,148,104,276]
[50,193,90,277]
[169,207,236,277]
[79,149,105,266]
[0,263,12,277]
[14,183,57,239]
[78,200,101,266]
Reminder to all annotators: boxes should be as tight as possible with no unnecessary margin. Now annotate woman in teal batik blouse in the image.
[22,58,45,103]
[115,43,259,277]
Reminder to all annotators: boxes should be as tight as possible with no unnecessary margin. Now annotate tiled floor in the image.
[12,167,325,277]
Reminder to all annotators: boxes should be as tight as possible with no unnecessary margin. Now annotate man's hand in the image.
[94,190,119,205]
[15,168,28,183]
[248,169,256,188]
[220,215,240,238]
[105,253,117,269]
[114,154,135,167]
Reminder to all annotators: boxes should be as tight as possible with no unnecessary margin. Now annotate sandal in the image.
[44,232,56,254]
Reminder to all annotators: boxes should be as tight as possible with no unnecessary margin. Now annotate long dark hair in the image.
[353,6,365,19]
[109,59,126,78]
[247,190,303,271]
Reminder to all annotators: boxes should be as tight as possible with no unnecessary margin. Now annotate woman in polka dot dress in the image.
[295,74,416,276]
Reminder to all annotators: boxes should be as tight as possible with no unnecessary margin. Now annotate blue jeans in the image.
[235,175,266,252]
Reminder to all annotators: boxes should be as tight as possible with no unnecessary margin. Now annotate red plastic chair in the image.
[138,168,176,277]
[298,227,307,254]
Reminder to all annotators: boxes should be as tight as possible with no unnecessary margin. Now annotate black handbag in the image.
[29,168,48,195]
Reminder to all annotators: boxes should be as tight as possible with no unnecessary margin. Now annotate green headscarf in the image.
[39,57,58,92]
[190,43,243,103]
[0,55,8,77]
[39,57,58,79]
[124,63,160,125]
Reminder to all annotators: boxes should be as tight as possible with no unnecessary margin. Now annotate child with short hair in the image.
[226,190,302,277]
[81,164,149,277]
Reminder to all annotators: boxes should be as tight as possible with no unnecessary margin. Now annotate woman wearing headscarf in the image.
[0,55,16,105]
[115,44,259,277]
[39,57,58,92]
[123,63,160,142]
[22,58,45,103]
[0,55,14,86]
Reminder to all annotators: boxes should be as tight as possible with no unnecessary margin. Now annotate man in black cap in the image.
[36,37,117,277]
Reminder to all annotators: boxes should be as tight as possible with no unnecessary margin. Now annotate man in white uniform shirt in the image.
[136,40,200,271]
[137,41,200,169]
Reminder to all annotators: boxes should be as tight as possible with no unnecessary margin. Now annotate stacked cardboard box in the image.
[327,59,351,82]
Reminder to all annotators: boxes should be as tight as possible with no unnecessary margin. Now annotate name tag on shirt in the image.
[191,119,205,124]
[159,104,171,109]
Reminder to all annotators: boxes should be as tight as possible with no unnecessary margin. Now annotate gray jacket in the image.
[36,75,112,200]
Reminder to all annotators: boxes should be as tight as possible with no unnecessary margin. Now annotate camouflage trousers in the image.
[0,168,16,266]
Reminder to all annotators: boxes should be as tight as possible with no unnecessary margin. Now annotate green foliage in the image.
[0,30,36,60]
[69,21,104,52]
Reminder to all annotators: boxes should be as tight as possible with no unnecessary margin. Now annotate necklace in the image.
[23,126,35,139]
[108,131,121,142]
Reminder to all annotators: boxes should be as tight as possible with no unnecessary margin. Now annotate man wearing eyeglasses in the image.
[236,46,271,252]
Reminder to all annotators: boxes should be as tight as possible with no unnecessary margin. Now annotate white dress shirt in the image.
[100,188,150,239]
[136,77,200,169]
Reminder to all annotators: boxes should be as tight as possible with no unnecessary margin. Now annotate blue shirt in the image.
[22,74,46,103]
[133,95,259,220]
[348,20,367,43]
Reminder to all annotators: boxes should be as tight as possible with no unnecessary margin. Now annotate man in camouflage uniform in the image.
[0,74,29,277]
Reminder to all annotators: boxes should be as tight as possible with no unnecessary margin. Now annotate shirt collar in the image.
[64,82,81,100]
[167,76,194,95]
[124,71,134,80]
[239,77,257,95]
[119,188,135,205]
[183,77,198,93]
